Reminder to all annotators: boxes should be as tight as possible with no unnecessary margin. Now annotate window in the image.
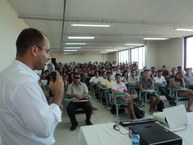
[185,36,193,69]
[131,46,145,69]
[118,49,129,63]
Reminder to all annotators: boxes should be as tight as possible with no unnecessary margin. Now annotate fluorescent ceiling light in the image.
[125,43,144,46]
[71,24,111,27]
[143,37,169,40]
[64,47,81,49]
[63,53,73,55]
[63,50,78,52]
[68,36,95,40]
[175,28,193,32]
[106,49,118,52]
[100,51,108,54]
[65,43,86,45]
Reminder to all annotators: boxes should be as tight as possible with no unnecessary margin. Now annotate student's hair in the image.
[175,72,183,84]
[106,71,111,75]
[185,68,191,71]
[162,65,166,68]
[177,66,182,69]
[16,28,45,57]
[74,72,80,76]
[115,73,121,77]
[157,69,163,73]
[143,69,151,73]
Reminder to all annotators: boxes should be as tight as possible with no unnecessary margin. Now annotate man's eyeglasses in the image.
[36,45,50,53]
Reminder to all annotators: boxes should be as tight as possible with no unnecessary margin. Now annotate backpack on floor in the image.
[157,100,165,112]
[133,104,145,119]
[110,104,125,114]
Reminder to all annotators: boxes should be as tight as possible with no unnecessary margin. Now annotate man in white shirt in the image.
[0,28,64,145]
[112,73,137,119]
[89,71,103,98]
[154,69,175,105]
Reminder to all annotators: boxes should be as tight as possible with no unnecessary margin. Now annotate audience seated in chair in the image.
[162,65,170,80]
[112,73,138,119]
[89,71,103,98]
[139,69,164,113]
[154,69,175,105]
[184,68,193,90]
[101,71,114,109]
[171,72,193,112]
[66,73,93,131]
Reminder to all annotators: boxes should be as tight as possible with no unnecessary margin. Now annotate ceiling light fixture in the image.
[143,38,169,40]
[175,28,193,32]
[64,47,81,49]
[100,51,108,53]
[71,24,111,27]
[63,50,78,52]
[65,43,86,45]
[63,53,73,55]
[106,49,118,52]
[68,36,95,40]
[125,43,144,46]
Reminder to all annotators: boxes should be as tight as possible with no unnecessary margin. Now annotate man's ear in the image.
[31,45,38,56]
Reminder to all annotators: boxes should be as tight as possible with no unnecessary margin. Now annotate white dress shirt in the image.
[154,76,167,84]
[0,60,62,145]
[112,81,127,92]
[89,76,103,84]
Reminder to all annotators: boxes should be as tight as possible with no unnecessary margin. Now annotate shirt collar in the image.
[72,82,83,86]
[14,60,40,81]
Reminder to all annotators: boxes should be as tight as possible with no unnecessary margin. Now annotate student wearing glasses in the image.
[66,73,93,131]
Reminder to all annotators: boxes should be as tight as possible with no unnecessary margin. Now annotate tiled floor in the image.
[53,94,182,145]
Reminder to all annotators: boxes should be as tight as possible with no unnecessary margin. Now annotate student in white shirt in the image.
[0,28,64,145]
[112,73,137,119]
[154,70,175,105]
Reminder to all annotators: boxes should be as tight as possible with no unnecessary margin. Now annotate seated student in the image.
[184,68,193,90]
[150,66,157,79]
[128,70,139,93]
[101,71,114,88]
[127,70,142,105]
[154,69,175,105]
[139,69,164,113]
[101,71,114,109]
[89,71,103,98]
[171,72,193,112]
[39,70,49,102]
[162,65,170,79]
[66,73,92,131]
[169,67,177,80]
[121,70,129,85]
[112,73,137,119]
[177,66,185,77]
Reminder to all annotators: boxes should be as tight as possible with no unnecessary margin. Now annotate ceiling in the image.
[7,0,193,54]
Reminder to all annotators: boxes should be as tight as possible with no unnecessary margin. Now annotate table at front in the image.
[78,112,193,145]
[79,123,131,145]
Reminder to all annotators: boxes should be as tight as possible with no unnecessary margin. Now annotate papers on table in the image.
[163,104,188,131]
[153,104,188,132]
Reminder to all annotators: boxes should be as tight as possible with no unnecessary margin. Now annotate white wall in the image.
[51,52,110,63]
[145,41,159,68]
[107,52,116,62]
[145,38,183,70]
[156,38,183,70]
[0,0,28,71]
